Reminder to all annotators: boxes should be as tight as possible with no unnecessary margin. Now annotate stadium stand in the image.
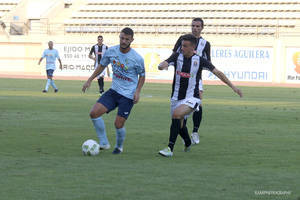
[0,0,19,18]
[0,0,20,35]
[62,0,300,36]
[0,0,32,36]
[0,0,299,37]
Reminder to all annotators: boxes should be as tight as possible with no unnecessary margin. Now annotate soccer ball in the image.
[82,139,100,156]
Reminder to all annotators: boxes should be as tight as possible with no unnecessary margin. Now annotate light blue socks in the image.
[91,117,109,146]
[50,80,57,89]
[45,79,51,91]
[45,79,57,91]
[115,127,126,149]
[91,117,126,149]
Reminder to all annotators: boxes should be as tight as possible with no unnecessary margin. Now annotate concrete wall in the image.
[0,33,299,85]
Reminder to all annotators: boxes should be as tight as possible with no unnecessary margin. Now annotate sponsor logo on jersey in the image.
[176,70,193,78]
[112,59,128,71]
[114,73,132,82]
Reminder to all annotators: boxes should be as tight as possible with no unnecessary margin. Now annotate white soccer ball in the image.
[82,139,100,156]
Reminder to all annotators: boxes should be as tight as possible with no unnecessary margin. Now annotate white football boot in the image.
[191,132,200,144]
[159,147,173,157]
[99,144,111,150]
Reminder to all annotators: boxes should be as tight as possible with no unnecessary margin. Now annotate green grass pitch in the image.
[0,78,299,200]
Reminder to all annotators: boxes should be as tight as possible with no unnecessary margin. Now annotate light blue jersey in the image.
[42,49,60,70]
[100,45,145,99]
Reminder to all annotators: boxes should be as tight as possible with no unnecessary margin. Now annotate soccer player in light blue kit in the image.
[82,28,145,154]
[38,41,62,93]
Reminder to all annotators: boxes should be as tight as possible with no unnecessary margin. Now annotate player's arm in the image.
[173,36,183,53]
[88,46,96,61]
[205,41,211,62]
[54,50,62,69]
[212,68,243,97]
[158,61,169,70]
[58,58,62,70]
[39,50,47,65]
[105,46,110,77]
[158,52,178,70]
[38,57,43,65]
[83,48,111,92]
[201,58,242,97]
[133,75,145,104]
[106,65,110,77]
[88,54,96,61]
[133,58,146,104]
[82,64,106,92]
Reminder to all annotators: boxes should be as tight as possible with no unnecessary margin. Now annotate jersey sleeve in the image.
[201,57,215,72]
[204,41,211,62]
[89,45,95,55]
[172,36,183,53]
[55,50,60,59]
[137,57,145,77]
[165,52,179,66]
[99,49,110,67]
[42,50,46,58]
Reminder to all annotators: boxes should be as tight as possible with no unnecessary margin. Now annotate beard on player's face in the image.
[119,32,133,49]
[120,42,131,49]
[119,33,133,50]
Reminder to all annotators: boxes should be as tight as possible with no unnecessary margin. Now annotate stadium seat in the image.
[62,0,300,36]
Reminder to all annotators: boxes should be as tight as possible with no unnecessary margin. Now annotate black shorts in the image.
[46,69,54,76]
[97,89,134,119]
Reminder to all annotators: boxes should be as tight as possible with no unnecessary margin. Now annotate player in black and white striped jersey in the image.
[89,35,110,94]
[158,34,242,157]
[173,18,210,145]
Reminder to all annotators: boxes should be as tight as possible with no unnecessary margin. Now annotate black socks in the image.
[168,119,181,151]
[98,77,104,92]
[192,106,202,133]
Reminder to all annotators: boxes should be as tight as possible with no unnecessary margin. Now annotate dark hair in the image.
[121,27,134,37]
[181,34,197,47]
[192,18,204,27]
[98,35,103,39]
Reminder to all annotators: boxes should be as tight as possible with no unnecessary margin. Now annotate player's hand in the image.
[82,81,91,93]
[133,92,140,104]
[233,86,243,98]
[158,61,169,70]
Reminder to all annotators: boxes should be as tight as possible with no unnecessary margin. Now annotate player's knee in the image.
[114,120,124,129]
[172,111,182,119]
[89,110,99,119]
[89,111,95,118]
[199,91,203,99]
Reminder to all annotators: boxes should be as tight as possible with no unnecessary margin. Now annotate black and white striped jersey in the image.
[173,36,211,61]
[89,44,108,66]
[166,52,215,100]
